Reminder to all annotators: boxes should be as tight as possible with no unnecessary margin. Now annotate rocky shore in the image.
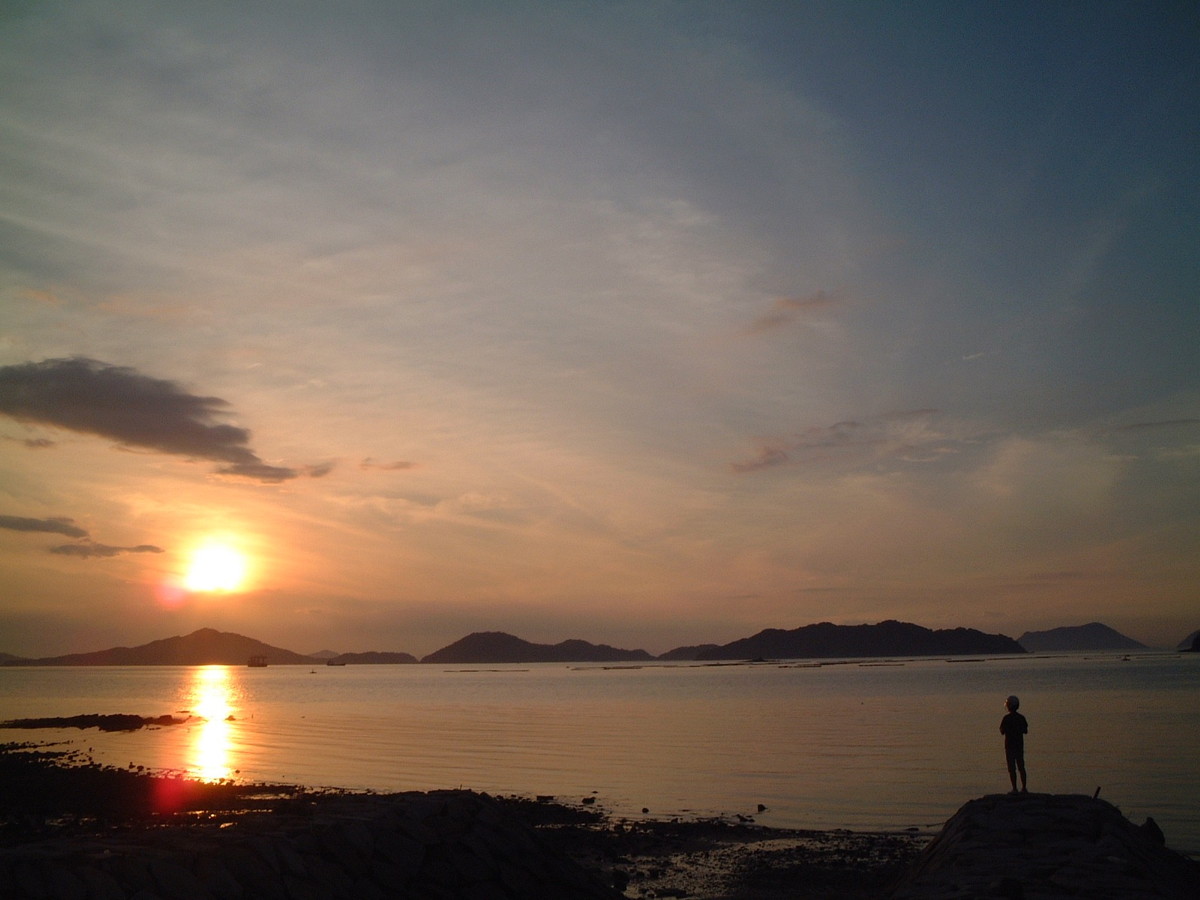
[889,792,1199,899]
[0,742,927,898]
[3,742,1197,898]
[2,786,618,899]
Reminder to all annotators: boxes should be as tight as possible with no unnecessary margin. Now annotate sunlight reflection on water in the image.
[184,666,235,780]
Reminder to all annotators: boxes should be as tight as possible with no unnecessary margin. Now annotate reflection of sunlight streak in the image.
[187,666,235,780]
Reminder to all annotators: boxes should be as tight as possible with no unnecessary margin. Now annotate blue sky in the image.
[1,1,1197,656]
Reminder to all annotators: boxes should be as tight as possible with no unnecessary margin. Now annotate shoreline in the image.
[5,741,1198,898]
[1,741,929,898]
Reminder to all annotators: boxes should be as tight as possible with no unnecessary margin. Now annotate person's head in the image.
[1006,695,1020,712]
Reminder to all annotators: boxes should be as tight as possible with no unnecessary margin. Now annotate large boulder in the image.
[889,793,1199,899]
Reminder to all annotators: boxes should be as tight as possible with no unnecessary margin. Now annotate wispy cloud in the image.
[0,358,301,482]
[360,458,417,471]
[743,290,839,335]
[0,514,89,538]
[1113,418,1200,432]
[1,435,58,449]
[732,409,966,473]
[49,541,164,559]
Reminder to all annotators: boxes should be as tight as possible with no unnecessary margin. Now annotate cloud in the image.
[49,541,164,559]
[0,435,57,449]
[1113,419,1200,433]
[0,358,300,482]
[743,290,839,335]
[360,458,416,471]
[1,512,166,559]
[0,515,89,538]
[732,409,966,473]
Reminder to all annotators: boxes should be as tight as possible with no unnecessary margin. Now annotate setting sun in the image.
[184,542,249,592]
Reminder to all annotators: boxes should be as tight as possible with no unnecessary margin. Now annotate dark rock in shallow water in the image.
[0,713,188,732]
[888,793,1200,899]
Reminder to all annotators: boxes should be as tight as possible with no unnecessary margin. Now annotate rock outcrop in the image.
[0,790,621,899]
[889,793,1200,899]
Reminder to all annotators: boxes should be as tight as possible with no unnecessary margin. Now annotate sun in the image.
[184,542,249,592]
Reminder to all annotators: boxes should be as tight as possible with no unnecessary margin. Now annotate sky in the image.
[1,1,1197,658]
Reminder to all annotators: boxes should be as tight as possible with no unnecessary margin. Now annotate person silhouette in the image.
[1000,695,1028,793]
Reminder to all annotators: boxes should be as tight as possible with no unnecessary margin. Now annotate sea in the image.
[2,650,1197,854]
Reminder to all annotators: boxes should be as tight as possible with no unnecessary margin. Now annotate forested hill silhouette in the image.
[2,620,1033,666]
[9,628,315,666]
[692,620,1024,660]
[1017,622,1146,652]
[421,632,654,664]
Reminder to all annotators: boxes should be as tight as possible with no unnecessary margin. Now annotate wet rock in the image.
[889,793,1200,899]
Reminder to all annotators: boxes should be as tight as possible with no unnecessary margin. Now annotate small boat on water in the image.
[247,655,268,668]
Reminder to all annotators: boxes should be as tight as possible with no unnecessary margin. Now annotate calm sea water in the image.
[2,652,1197,853]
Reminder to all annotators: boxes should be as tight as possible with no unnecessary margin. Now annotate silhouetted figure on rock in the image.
[1000,694,1028,793]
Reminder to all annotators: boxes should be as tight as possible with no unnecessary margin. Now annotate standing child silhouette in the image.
[1000,695,1028,793]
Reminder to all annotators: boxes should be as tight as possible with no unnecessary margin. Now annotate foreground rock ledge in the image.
[0,790,621,899]
[888,793,1199,899]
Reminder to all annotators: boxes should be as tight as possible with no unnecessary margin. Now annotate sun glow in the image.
[184,541,249,592]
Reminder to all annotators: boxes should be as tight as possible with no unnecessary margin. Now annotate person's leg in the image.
[1006,752,1018,792]
[1017,755,1027,792]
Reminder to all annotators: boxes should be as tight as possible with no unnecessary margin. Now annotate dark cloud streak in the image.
[0,514,89,538]
[0,358,299,482]
[49,541,164,559]
[360,458,416,471]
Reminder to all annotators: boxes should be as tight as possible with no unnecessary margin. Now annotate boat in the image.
[247,655,268,667]
[326,659,346,666]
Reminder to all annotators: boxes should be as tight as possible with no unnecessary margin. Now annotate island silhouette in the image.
[3,620,1192,667]
[1,620,1039,666]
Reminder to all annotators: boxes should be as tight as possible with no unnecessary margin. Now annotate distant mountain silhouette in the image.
[1017,623,1146,652]
[327,651,417,665]
[1176,629,1199,652]
[422,631,654,664]
[693,620,1024,660]
[657,643,721,661]
[13,628,316,666]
